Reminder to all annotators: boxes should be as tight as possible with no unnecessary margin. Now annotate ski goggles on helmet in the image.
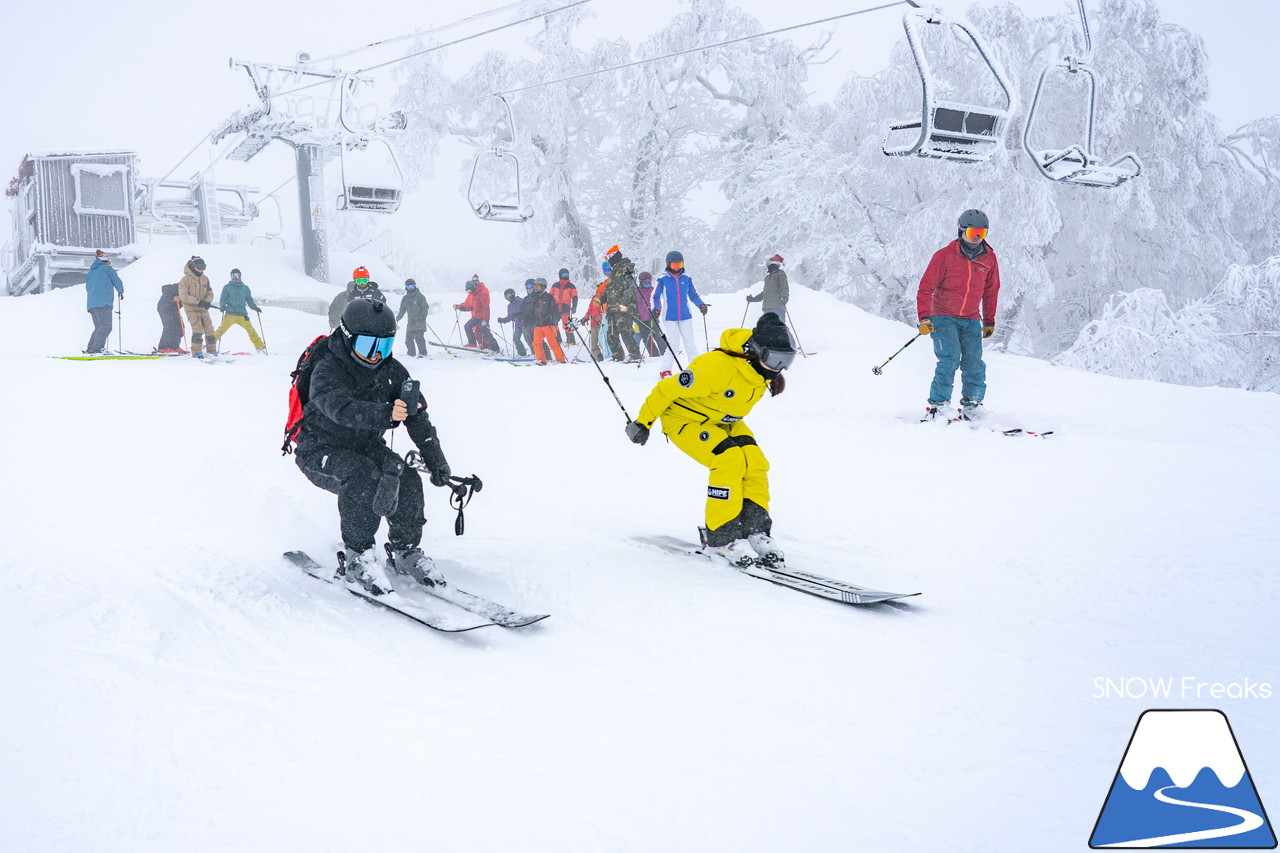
[962,227,988,242]
[667,260,684,271]
[559,272,570,280]
[352,334,394,361]
[757,346,796,372]
[354,277,370,286]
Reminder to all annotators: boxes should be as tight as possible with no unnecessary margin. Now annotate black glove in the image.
[254,307,262,314]
[698,304,709,315]
[746,294,762,303]
[498,316,509,324]
[198,300,212,309]
[118,292,125,301]
[429,461,452,488]
[625,421,650,446]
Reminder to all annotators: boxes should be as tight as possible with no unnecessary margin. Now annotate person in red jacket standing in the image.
[454,275,500,353]
[917,209,1001,420]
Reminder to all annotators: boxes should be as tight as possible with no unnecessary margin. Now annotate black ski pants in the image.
[296,445,425,553]
[87,306,113,352]
[405,330,427,357]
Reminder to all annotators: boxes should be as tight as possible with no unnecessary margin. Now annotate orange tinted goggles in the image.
[963,227,988,242]
[668,261,684,271]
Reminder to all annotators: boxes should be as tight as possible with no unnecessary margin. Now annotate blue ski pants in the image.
[928,316,986,403]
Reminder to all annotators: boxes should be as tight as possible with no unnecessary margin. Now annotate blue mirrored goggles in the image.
[353,334,395,361]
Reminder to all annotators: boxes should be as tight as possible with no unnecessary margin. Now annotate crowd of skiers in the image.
[82,208,996,584]
[84,253,268,357]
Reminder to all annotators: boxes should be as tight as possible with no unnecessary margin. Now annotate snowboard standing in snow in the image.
[288,298,460,597]
[626,313,797,567]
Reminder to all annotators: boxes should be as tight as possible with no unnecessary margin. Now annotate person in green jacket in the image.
[396,278,429,357]
[214,268,266,353]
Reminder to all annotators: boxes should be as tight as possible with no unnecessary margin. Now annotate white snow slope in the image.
[2,245,1277,852]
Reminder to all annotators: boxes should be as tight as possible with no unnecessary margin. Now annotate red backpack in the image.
[281,334,329,455]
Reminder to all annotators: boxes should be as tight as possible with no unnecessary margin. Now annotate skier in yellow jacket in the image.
[626,313,797,566]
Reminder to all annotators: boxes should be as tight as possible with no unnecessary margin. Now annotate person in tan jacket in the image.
[179,256,217,357]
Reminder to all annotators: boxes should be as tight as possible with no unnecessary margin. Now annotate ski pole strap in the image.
[448,474,483,536]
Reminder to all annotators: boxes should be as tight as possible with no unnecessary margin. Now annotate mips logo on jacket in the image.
[1090,710,1276,849]
[707,486,731,501]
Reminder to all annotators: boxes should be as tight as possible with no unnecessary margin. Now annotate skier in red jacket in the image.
[916,209,1001,420]
[454,275,500,352]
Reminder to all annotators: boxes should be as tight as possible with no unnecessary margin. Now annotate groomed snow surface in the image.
[2,245,1277,852]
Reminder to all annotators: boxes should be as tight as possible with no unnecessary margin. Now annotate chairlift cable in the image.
[270,0,594,101]
[309,0,548,66]
[400,0,909,117]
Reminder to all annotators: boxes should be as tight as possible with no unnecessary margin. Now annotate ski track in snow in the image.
[1,245,1278,852]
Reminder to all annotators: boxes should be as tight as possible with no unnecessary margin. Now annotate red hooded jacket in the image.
[456,282,493,321]
[916,241,1001,324]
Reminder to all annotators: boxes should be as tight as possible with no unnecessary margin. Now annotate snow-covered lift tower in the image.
[212,56,407,283]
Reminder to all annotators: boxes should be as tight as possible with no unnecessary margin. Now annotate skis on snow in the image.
[284,551,548,632]
[637,536,919,606]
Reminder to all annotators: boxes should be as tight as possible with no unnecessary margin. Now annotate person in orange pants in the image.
[520,278,567,364]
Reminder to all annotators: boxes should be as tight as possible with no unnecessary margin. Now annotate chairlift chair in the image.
[467,95,533,223]
[337,136,404,214]
[1021,0,1142,188]
[883,3,1015,164]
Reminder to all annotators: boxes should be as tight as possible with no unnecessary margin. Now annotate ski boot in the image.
[746,532,785,567]
[338,547,393,596]
[388,546,447,588]
[922,399,950,421]
[958,399,983,421]
[699,526,756,568]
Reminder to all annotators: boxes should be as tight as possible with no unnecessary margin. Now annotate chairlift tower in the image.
[211,55,407,283]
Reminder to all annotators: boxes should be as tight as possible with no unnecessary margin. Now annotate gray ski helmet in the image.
[958,209,989,230]
[665,250,684,265]
[533,277,548,290]
[464,280,477,292]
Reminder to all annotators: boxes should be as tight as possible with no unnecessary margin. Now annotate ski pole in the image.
[784,307,808,358]
[452,309,463,345]
[701,311,710,352]
[650,320,684,373]
[871,333,922,375]
[116,296,123,354]
[254,310,269,355]
[494,322,510,356]
[578,320,634,422]
[740,299,749,328]
[424,318,448,351]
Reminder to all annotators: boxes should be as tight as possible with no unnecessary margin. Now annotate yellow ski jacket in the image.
[636,328,770,431]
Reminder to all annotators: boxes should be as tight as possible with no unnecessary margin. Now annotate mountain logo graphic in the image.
[1090,709,1276,848]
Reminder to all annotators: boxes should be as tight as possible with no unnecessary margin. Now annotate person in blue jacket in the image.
[652,250,708,378]
[84,249,125,354]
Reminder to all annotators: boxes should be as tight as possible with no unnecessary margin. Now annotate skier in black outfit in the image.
[294,298,455,594]
[155,283,184,352]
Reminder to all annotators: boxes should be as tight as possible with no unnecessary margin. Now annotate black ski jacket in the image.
[296,334,447,473]
[519,290,562,328]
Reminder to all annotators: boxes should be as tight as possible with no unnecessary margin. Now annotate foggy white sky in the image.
[2,0,1275,278]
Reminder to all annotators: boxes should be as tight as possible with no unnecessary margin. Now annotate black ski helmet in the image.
[504,288,516,299]
[558,268,570,279]
[745,313,796,373]
[665,250,684,265]
[958,209,989,230]
[341,297,396,369]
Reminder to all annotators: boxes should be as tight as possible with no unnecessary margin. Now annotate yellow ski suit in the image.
[636,328,773,534]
